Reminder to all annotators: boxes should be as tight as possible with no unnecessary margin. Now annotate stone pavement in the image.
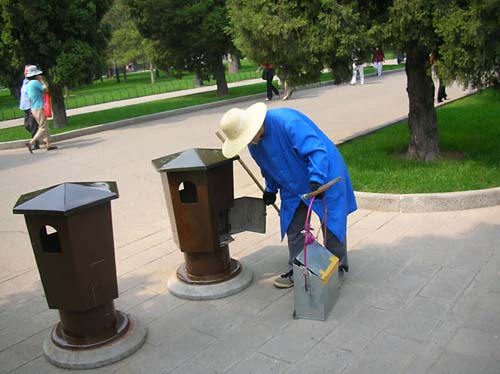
[1,70,499,373]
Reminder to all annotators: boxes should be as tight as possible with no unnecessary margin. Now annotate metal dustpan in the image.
[293,242,341,321]
[295,241,339,284]
[292,182,344,321]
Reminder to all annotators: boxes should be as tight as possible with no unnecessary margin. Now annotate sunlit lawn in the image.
[339,89,500,193]
[0,60,261,119]
[0,83,268,142]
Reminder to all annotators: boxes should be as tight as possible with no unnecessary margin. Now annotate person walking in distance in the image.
[260,63,280,101]
[19,65,40,149]
[430,52,448,103]
[24,65,57,153]
[372,47,385,77]
[350,48,368,85]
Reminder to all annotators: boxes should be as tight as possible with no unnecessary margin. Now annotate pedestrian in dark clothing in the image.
[437,80,447,103]
[260,63,280,101]
[430,53,448,103]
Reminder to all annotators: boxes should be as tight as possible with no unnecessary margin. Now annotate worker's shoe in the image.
[273,270,294,289]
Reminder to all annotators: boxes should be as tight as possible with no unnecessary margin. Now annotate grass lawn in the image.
[0,60,261,120]
[339,89,500,193]
[0,83,268,142]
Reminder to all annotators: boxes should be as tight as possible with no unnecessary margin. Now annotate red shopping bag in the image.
[43,93,52,118]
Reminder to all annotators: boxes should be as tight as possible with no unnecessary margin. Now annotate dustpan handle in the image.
[303,196,328,269]
[303,196,315,270]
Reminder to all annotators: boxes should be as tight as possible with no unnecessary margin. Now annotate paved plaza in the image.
[0,71,499,373]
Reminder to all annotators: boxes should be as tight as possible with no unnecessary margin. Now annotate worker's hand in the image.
[262,191,277,205]
[310,182,324,200]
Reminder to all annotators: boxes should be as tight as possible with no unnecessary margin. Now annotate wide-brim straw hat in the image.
[26,65,43,77]
[220,102,267,158]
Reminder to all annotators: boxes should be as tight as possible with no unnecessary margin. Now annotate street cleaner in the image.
[219,102,357,288]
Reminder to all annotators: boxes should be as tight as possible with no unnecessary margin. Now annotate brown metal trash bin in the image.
[13,182,129,350]
[152,148,243,284]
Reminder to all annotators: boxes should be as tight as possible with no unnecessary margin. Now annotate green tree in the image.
[103,0,152,84]
[230,0,498,161]
[0,28,21,99]
[363,0,499,160]
[124,0,233,96]
[377,0,442,160]
[320,2,365,85]
[0,0,111,128]
[436,0,500,89]
[227,0,359,98]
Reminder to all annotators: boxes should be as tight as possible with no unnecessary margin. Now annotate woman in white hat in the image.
[220,103,357,288]
[24,65,57,153]
[20,65,39,149]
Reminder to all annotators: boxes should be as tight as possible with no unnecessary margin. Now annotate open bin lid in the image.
[294,241,339,283]
[228,197,266,235]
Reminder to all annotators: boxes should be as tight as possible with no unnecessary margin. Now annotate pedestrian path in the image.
[0,61,403,131]
[1,69,498,374]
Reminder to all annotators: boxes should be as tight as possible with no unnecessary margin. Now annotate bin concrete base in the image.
[43,313,147,369]
[167,262,253,300]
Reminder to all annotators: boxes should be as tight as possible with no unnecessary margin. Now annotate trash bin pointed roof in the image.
[152,148,239,173]
[13,182,119,216]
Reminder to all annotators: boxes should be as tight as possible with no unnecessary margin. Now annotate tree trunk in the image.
[114,62,120,83]
[405,48,440,161]
[194,72,204,88]
[281,80,294,100]
[279,68,293,100]
[9,85,21,100]
[50,84,68,128]
[213,59,229,96]
[149,63,155,84]
[227,53,240,74]
[123,66,128,83]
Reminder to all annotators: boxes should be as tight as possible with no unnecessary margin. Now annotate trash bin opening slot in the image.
[179,181,198,204]
[40,225,62,253]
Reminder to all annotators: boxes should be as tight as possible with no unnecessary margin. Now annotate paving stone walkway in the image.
[0,70,498,374]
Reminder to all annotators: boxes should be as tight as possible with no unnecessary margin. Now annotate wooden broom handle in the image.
[301,177,342,200]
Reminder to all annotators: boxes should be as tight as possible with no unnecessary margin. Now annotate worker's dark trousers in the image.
[286,202,349,271]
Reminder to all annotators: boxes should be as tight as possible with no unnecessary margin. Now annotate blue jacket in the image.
[249,108,357,243]
[26,80,45,110]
